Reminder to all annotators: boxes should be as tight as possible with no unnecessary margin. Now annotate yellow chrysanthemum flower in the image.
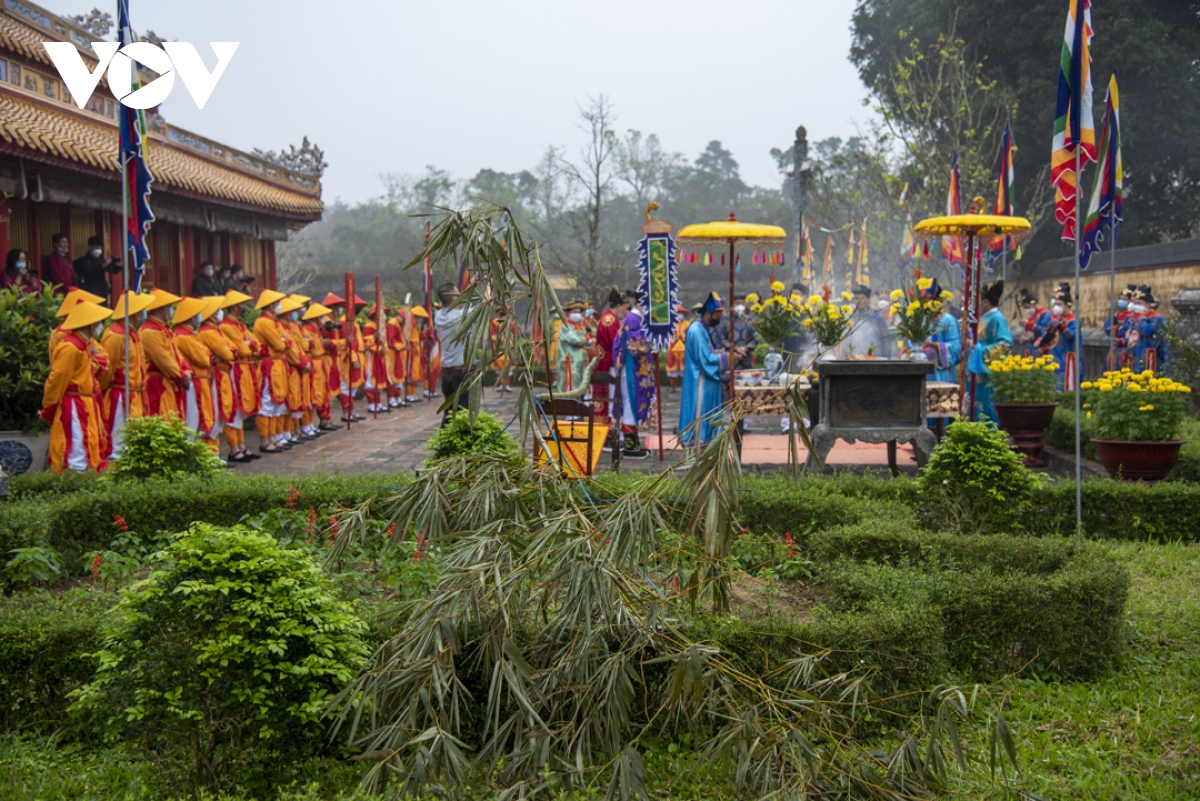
[940,290,953,301]
[889,289,904,300]
[906,301,921,315]
[841,304,854,315]
[917,277,933,291]
[1086,411,1092,419]
[841,291,853,301]
[811,295,825,305]
[1081,381,1093,389]
[771,281,785,293]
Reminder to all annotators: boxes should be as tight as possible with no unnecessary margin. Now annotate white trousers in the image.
[260,384,287,417]
[109,394,128,458]
[209,381,224,441]
[185,383,200,431]
[66,404,88,472]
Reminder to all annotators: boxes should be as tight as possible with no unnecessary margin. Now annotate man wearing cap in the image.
[1103,284,1137,369]
[282,295,316,441]
[253,290,299,453]
[713,293,758,371]
[174,297,222,454]
[42,301,112,472]
[1129,286,1168,373]
[557,300,591,395]
[679,292,742,453]
[1018,289,1052,351]
[433,282,471,426]
[140,289,191,418]
[665,305,690,392]
[842,284,888,358]
[49,289,107,358]
[198,297,253,462]
[220,290,262,439]
[302,302,338,432]
[73,236,123,303]
[99,290,153,459]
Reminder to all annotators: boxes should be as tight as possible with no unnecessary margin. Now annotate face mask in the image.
[272,303,282,315]
[1051,304,1065,316]
[1117,299,1129,310]
[734,304,746,315]
[568,312,583,323]
[193,314,203,326]
[215,309,224,322]
[707,315,723,329]
[1025,307,1036,317]
[90,248,102,258]
[204,269,214,277]
[91,323,104,339]
[290,311,299,322]
[585,309,594,319]
[876,300,890,310]
[1130,304,1145,314]
[15,261,26,271]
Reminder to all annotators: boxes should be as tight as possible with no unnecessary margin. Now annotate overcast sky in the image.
[56,0,873,204]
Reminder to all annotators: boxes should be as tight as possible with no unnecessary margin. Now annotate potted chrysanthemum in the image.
[988,353,1060,467]
[1081,369,1192,482]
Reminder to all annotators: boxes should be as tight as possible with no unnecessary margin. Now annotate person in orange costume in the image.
[140,288,191,418]
[253,290,302,453]
[41,301,112,473]
[362,304,389,414]
[99,290,154,459]
[48,288,106,358]
[385,306,409,409]
[331,295,367,422]
[404,306,430,403]
[424,305,442,399]
[173,297,221,455]
[302,302,339,431]
[490,316,513,392]
[665,305,690,392]
[197,295,252,463]
[317,293,348,426]
[218,290,261,460]
[283,295,316,440]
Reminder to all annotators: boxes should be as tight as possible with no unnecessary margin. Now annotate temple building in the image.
[0,0,323,297]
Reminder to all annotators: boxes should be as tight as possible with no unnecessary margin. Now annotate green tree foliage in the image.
[0,286,59,431]
[72,524,368,789]
[425,409,521,464]
[851,0,1200,264]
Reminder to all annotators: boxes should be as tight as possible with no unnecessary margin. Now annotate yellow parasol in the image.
[677,212,787,426]
[913,213,1032,420]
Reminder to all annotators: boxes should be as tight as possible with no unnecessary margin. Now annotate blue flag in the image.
[117,0,155,292]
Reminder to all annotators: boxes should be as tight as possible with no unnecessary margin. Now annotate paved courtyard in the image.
[233,381,916,478]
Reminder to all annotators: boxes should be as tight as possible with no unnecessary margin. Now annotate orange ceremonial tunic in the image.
[43,330,106,473]
[139,317,188,418]
[198,321,237,424]
[174,327,215,437]
[220,317,260,417]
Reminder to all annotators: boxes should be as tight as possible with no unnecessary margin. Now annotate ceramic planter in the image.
[992,402,1059,467]
[0,430,50,475]
[1092,439,1185,483]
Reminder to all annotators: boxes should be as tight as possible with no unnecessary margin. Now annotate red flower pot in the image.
[992,402,1059,467]
[1092,439,1185,484]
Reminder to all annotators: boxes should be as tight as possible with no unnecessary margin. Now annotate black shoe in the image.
[319,423,342,431]
[351,414,366,422]
[245,451,263,460]
[623,446,650,459]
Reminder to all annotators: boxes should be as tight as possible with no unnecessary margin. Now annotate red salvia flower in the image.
[286,487,302,510]
[90,551,103,581]
[112,515,128,532]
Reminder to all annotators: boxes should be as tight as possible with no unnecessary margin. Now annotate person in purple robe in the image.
[612,293,656,459]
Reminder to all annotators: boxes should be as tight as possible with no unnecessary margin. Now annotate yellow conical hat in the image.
[302,302,332,321]
[172,297,210,325]
[223,289,253,307]
[112,291,154,319]
[62,300,113,331]
[55,288,106,318]
[145,288,182,312]
[255,289,286,310]
[198,296,224,321]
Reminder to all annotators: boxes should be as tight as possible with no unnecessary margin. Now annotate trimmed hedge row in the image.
[809,513,1129,680]
[0,473,409,572]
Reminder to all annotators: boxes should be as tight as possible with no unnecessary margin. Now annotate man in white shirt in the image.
[432,282,469,427]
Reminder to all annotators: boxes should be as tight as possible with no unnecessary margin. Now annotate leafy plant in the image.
[889,279,952,343]
[4,546,63,588]
[0,286,59,432]
[917,421,1044,535]
[72,524,369,789]
[795,290,854,346]
[749,293,799,350]
[103,415,223,482]
[1081,369,1192,442]
[424,408,521,463]
[989,352,1060,404]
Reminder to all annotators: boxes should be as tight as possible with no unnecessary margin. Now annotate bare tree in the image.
[275,233,321,293]
[616,129,678,210]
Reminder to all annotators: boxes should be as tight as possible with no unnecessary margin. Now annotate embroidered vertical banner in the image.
[636,222,681,352]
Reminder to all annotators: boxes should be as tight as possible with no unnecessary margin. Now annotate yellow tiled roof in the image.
[0,90,323,217]
[0,10,62,69]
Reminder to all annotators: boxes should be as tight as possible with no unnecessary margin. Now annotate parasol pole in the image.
[1108,240,1117,370]
[957,236,973,418]
[653,352,664,461]
[373,274,382,420]
[1073,148,1083,533]
[344,271,354,431]
[969,234,982,422]
[728,238,737,450]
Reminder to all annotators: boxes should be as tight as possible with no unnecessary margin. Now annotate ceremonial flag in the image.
[1079,69,1123,270]
[1051,0,1096,241]
[845,222,855,291]
[117,0,154,292]
[821,235,833,288]
[990,121,1016,255]
[856,217,869,286]
[941,152,965,268]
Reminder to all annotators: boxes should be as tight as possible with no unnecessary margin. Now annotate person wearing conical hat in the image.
[327,294,367,423]
[679,292,739,453]
[405,305,431,403]
[140,288,190,418]
[556,300,591,394]
[421,306,442,399]
[197,296,252,462]
[252,290,296,453]
[489,314,513,393]
[41,301,113,472]
[173,297,222,455]
[98,290,154,459]
[665,304,690,392]
[281,296,316,442]
[1129,286,1167,373]
[302,302,339,431]
[384,306,409,409]
[362,303,389,414]
[966,279,1014,424]
[48,288,107,358]
[219,289,262,436]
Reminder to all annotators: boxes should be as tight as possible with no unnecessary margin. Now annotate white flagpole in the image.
[1073,147,1083,533]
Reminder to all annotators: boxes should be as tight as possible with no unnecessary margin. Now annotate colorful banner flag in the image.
[942,152,965,269]
[856,217,869,287]
[635,228,681,352]
[117,0,154,292]
[845,222,855,291]
[990,121,1016,254]
[1079,69,1123,270]
[821,235,833,288]
[1051,0,1096,241]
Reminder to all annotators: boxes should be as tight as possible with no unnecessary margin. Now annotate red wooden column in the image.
[266,239,277,290]
[180,226,195,286]
[0,195,9,256]
[231,233,243,267]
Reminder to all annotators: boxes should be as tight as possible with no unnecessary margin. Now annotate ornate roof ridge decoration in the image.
[2,0,108,75]
[0,90,323,218]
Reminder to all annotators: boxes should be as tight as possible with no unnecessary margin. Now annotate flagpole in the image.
[1073,147,1083,533]
[121,152,131,409]
[1108,242,1117,368]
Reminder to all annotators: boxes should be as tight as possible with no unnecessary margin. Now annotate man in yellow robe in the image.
[41,301,112,473]
[48,288,105,358]
[253,290,303,453]
[99,290,153,459]
[140,289,190,418]
[173,297,222,454]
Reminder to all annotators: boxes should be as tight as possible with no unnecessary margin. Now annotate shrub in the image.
[916,421,1043,535]
[3,546,63,588]
[72,524,369,789]
[0,590,111,732]
[0,286,58,432]
[103,415,223,482]
[1081,370,1191,442]
[424,409,520,463]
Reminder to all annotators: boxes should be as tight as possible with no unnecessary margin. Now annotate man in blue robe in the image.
[679,292,742,451]
[918,280,961,383]
[967,279,1014,424]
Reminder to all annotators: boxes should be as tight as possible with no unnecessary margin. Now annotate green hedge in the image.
[0,591,110,733]
[0,473,410,572]
[810,516,1129,680]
